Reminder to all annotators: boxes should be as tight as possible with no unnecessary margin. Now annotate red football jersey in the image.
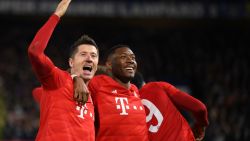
[32,87,42,104]
[88,75,149,141]
[140,82,208,141]
[28,14,95,141]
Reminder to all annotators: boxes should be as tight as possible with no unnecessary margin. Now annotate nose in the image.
[126,56,135,64]
[85,54,93,62]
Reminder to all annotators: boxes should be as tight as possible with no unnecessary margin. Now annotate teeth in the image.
[125,67,133,70]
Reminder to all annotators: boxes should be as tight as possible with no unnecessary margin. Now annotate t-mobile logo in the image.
[115,97,129,115]
[76,104,89,119]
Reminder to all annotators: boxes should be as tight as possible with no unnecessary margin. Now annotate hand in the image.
[192,124,206,141]
[54,0,72,18]
[73,76,89,105]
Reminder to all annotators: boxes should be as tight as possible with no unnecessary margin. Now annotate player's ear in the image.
[69,58,73,68]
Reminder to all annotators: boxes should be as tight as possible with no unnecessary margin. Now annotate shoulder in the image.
[90,74,111,83]
[88,75,112,90]
[157,81,172,87]
[141,81,174,91]
[142,82,161,88]
[130,83,139,92]
[59,69,72,81]
[49,67,70,77]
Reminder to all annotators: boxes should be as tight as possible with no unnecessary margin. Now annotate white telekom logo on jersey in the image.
[141,99,163,133]
[115,97,129,115]
[76,104,93,120]
[115,97,144,115]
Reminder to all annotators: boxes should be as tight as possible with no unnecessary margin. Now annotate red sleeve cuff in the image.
[51,14,60,23]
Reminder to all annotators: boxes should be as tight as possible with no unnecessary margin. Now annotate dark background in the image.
[0,0,249,140]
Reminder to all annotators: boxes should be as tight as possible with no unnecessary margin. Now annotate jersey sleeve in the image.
[32,87,43,104]
[160,82,209,127]
[28,14,61,89]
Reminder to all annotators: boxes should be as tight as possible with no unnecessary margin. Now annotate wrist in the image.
[71,74,78,79]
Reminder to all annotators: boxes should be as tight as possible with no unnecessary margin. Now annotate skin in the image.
[106,47,137,89]
[73,46,207,140]
[69,45,99,103]
[54,0,71,18]
[55,0,99,84]
[54,0,99,104]
[73,47,137,103]
[69,44,99,84]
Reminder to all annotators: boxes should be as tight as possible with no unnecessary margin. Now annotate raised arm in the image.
[54,0,72,18]
[32,87,43,104]
[28,0,71,86]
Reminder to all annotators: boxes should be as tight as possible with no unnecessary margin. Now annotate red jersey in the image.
[140,82,209,141]
[32,87,42,104]
[88,75,148,141]
[28,14,95,141]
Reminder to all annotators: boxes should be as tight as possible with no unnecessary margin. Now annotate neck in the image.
[68,68,89,85]
[112,77,130,89]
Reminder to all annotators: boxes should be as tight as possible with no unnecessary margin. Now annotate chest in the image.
[95,86,144,116]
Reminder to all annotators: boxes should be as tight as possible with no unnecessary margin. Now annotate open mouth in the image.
[125,66,135,73]
[125,67,133,71]
[83,66,92,72]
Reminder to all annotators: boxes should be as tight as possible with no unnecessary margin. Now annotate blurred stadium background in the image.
[0,0,249,140]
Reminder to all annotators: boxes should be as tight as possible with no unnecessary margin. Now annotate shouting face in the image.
[69,44,99,82]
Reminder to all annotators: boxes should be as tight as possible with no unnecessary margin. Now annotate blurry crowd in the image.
[135,29,250,141]
[0,16,249,141]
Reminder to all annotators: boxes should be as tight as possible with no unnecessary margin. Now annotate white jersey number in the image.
[141,99,163,133]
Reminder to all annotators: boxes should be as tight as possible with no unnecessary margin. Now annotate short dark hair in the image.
[104,44,130,63]
[69,35,98,58]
